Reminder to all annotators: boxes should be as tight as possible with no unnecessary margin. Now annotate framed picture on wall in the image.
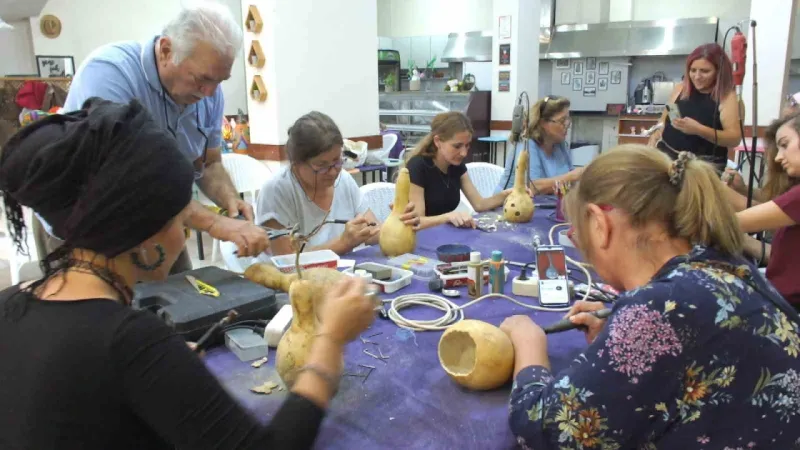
[555,59,570,69]
[583,87,597,97]
[598,61,609,75]
[586,57,597,70]
[586,71,596,85]
[499,71,511,92]
[498,15,511,39]
[499,44,511,65]
[573,60,584,75]
[561,72,570,85]
[599,78,609,91]
[611,70,622,84]
[572,77,583,91]
[36,55,75,78]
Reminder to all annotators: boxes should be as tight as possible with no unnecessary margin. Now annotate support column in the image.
[609,0,633,22]
[741,0,798,128]
[491,0,540,146]
[242,0,380,160]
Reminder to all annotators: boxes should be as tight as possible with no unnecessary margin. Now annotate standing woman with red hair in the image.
[648,43,742,168]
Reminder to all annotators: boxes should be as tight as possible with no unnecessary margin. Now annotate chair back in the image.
[466,162,504,198]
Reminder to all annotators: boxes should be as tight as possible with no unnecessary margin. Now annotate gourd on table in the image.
[379,167,416,256]
[503,148,534,223]
[244,263,345,385]
[438,320,515,390]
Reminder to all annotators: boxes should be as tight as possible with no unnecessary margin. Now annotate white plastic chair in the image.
[466,162,504,198]
[457,191,475,215]
[360,182,395,223]
[197,153,273,262]
[2,206,40,285]
[220,240,259,273]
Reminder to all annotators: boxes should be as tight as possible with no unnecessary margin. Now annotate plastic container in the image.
[434,261,510,288]
[225,328,268,362]
[271,249,340,274]
[436,244,472,263]
[489,250,505,294]
[343,263,413,293]
[467,251,483,298]
[387,253,443,280]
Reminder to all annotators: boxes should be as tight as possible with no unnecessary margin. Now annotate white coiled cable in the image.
[381,223,594,332]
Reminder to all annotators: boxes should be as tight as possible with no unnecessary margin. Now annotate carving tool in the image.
[193,310,239,353]
[543,308,612,334]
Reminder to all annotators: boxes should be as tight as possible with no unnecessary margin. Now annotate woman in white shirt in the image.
[258,111,419,256]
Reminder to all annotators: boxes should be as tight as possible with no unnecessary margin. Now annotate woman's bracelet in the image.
[295,364,340,395]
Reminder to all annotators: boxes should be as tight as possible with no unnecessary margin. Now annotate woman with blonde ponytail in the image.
[494,96,583,194]
[500,144,800,449]
[405,112,519,229]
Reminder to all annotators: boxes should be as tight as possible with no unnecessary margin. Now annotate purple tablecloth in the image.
[204,204,588,449]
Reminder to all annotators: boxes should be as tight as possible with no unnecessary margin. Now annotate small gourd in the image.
[438,320,514,390]
[503,149,534,222]
[379,167,417,256]
[244,263,346,386]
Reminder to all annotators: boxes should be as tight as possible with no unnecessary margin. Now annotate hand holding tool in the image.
[543,308,612,334]
[193,310,239,353]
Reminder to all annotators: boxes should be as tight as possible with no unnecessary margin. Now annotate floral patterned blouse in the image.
[509,246,800,449]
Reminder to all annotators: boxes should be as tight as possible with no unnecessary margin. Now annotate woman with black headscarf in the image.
[0,99,376,449]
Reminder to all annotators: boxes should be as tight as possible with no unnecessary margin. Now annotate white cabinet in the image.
[410,36,431,70]
[430,35,449,68]
[392,37,411,69]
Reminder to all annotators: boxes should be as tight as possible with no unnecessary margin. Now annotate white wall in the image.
[377,0,493,37]
[247,0,379,146]
[0,20,36,76]
[27,0,247,115]
[630,0,751,21]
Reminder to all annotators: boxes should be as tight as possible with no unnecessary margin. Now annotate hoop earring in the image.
[130,244,166,271]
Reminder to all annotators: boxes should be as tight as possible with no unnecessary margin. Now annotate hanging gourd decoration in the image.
[379,168,417,256]
[244,263,345,386]
[438,320,515,390]
[503,149,534,222]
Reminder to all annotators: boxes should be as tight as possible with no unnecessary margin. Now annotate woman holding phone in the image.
[648,43,742,168]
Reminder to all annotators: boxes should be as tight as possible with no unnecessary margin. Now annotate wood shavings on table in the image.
[250,380,280,395]
[251,357,269,368]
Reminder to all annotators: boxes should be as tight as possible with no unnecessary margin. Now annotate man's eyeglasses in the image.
[308,159,344,174]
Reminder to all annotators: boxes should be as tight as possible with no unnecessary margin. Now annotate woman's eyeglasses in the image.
[547,117,572,127]
[308,159,344,174]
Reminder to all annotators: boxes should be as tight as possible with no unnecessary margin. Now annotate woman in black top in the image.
[406,112,518,229]
[0,99,376,450]
[649,43,742,168]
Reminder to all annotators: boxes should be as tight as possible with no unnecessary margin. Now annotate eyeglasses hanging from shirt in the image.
[160,89,209,180]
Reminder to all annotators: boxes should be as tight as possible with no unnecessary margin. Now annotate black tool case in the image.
[132,266,278,342]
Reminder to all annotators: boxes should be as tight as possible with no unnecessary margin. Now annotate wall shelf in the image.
[248,41,265,68]
[250,75,267,102]
[246,5,263,33]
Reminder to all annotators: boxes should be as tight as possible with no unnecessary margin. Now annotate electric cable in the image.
[381,223,594,331]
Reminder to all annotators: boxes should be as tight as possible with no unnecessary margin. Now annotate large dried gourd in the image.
[244,263,345,386]
[503,149,534,222]
[438,320,514,390]
[379,168,416,256]
[275,280,316,385]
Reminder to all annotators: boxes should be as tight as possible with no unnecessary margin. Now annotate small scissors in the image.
[186,275,220,297]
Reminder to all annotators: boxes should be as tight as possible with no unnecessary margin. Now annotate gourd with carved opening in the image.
[379,167,417,256]
[244,263,344,385]
[438,320,514,390]
[503,149,534,222]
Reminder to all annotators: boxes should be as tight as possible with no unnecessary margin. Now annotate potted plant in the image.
[384,72,396,92]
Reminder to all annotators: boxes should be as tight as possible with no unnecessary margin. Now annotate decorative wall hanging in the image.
[250,75,267,102]
[248,41,265,68]
[39,15,62,39]
[246,5,263,33]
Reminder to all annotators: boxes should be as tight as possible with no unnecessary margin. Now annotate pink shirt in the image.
[767,184,800,304]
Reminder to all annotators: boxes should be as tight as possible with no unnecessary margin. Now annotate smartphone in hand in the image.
[666,103,682,121]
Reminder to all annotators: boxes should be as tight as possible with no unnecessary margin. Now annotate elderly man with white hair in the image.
[32,1,269,272]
